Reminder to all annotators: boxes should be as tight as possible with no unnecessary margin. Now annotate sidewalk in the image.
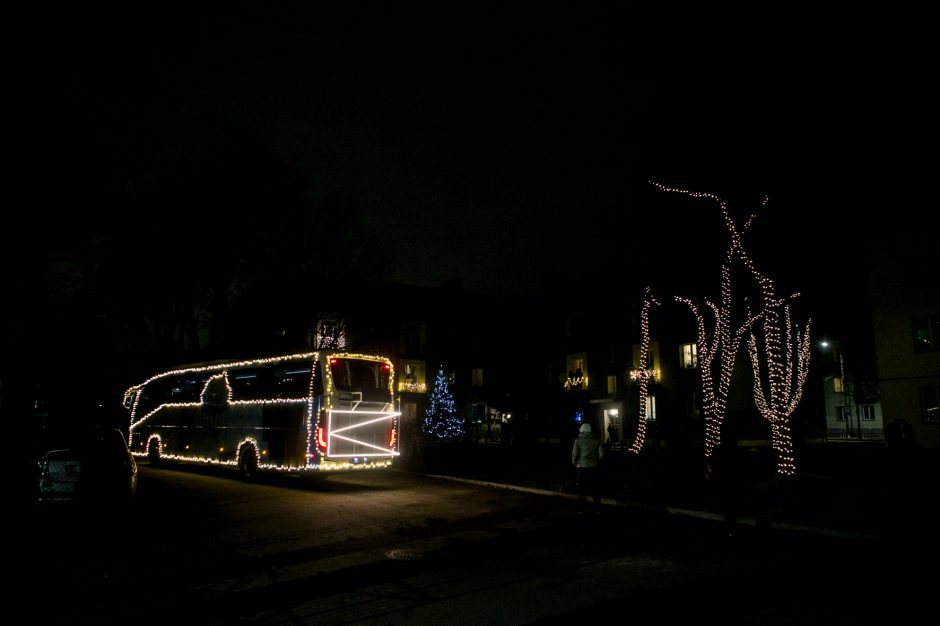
[407,438,938,541]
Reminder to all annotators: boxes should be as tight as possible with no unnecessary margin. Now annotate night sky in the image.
[9,6,934,307]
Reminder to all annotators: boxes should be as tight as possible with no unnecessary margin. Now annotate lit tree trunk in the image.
[718,193,811,477]
[675,271,758,461]
[748,301,812,476]
[628,287,660,453]
[654,182,758,461]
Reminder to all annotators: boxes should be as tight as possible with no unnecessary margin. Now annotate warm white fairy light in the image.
[710,188,809,477]
[653,181,811,476]
[565,374,588,389]
[398,380,427,393]
[748,300,812,477]
[629,287,660,454]
[199,372,234,402]
[125,351,399,474]
[628,369,660,381]
[306,359,321,465]
[668,219,758,461]
[654,181,742,460]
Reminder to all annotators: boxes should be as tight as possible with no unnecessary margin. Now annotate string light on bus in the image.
[126,352,399,473]
[306,359,320,465]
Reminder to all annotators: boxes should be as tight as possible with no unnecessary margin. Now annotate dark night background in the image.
[5,5,935,429]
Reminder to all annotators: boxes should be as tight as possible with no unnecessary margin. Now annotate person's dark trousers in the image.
[577,467,601,512]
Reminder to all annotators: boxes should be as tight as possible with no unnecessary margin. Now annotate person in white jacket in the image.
[571,422,604,513]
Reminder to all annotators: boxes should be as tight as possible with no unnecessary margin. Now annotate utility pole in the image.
[836,349,861,440]
[821,339,859,440]
[836,350,850,438]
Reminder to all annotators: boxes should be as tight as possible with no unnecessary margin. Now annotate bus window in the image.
[229,362,313,401]
[274,365,313,398]
[136,379,170,417]
[230,368,266,401]
[169,377,201,402]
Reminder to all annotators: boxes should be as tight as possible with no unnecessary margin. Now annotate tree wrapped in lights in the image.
[653,181,811,476]
[747,297,812,477]
[314,314,346,349]
[629,286,661,453]
[657,182,761,462]
[674,268,761,461]
[423,366,463,440]
[717,194,811,477]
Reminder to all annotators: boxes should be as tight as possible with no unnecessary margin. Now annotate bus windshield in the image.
[329,357,392,403]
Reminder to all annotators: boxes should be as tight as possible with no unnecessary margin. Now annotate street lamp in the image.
[819,339,861,440]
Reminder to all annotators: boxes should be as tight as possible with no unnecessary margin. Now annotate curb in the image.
[421,471,878,542]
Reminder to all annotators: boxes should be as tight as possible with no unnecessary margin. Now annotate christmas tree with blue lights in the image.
[423,366,463,440]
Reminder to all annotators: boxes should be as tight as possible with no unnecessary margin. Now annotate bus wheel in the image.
[147,438,162,467]
[239,446,258,480]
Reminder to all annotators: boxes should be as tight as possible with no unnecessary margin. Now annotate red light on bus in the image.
[388,427,397,448]
[383,363,390,372]
[329,358,339,365]
[317,426,327,450]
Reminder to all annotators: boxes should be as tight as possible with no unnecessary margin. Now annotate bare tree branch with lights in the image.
[718,196,812,477]
[673,256,761,462]
[655,181,760,462]
[652,181,811,476]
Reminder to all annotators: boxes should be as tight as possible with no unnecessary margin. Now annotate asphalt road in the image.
[17,462,929,625]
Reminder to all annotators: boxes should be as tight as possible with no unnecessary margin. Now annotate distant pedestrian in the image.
[607,422,618,447]
[571,423,605,513]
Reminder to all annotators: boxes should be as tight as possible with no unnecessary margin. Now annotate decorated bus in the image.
[123,351,400,478]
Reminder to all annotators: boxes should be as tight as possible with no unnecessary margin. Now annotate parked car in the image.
[35,427,138,503]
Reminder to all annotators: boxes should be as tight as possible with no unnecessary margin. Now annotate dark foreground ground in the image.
[17,437,938,624]
[408,437,938,543]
